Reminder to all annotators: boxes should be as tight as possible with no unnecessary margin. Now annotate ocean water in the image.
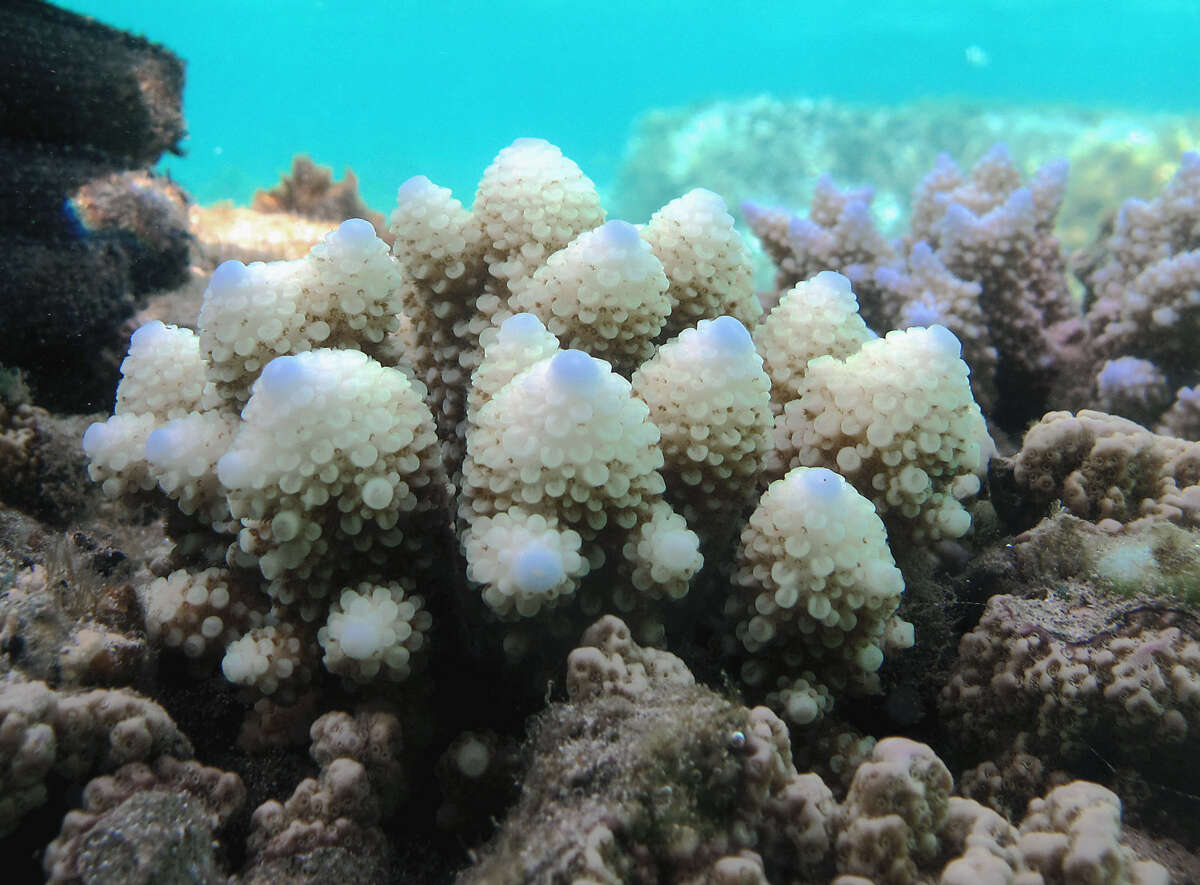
[55,0,1200,213]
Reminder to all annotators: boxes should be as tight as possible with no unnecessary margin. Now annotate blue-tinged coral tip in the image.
[145,425,178,464]
[704,316,753,353]
[81,421,109,456]
[549,349,600,395]
[686,188,726,212]
[597,219,641,251]
[927,324,962,357]
[795,466,844,503]
[813,270,852,292]
[260,354,310,397]
[129,320,169,350]
[334,217,376,247]
[787,217,818,239]
[512,543,565,594]
[499,312,546,341]
[397,175,434,203]
[209,259,248,292]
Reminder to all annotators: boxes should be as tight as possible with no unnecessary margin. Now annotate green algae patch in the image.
[1015,509,1200,607]
[1091,519,1200,605]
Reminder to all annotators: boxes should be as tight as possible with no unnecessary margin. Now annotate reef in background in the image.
[614,95,1200,251]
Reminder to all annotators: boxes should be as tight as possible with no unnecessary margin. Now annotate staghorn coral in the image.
[77,142,996,773]
[1076,153,1200,434]
[747,143,1077,430]
[742,176,898,326]
[1157,385,1200,441]
[615,95,1200,252]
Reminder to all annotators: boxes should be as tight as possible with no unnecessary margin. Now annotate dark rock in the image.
[0,0,184,165]
[74,791,224,885]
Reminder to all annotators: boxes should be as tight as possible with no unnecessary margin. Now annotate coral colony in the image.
[4,136,1198,882]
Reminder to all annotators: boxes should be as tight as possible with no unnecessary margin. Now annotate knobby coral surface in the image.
[5,135,1196,883]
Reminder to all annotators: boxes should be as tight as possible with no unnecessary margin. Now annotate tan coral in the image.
[773,323,991,543]
[632,315,773,533]
[0,677,191,836]
[641,188,761,339]
[1013,409,1200,526]
[43,756,245,884]
[941,592,1200,756]
[752,270,875,417]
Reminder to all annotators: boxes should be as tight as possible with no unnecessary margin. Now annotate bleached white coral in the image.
[81,413,158,498]
[631,314,772,528]
[113,321,207,419]
[318,581,432,682]
[622,500,703,602]
[734,466,911,705]
[461,347,700,609]
[82,321,213,501]
[472,137,605,289]
[388,175,487,459]
[462,348,665,528]
[640,188,761,338]
[752,271,875,415]
[221,622,313,698]
[199,219,405,406]
[389,175,485,298]
[774,323,992,542]
[467,311,560,422]
[144,410,238,527]
[463,508,588,617]
[508,220,671,373]
[143,567,265,660]
[217,348,444,585]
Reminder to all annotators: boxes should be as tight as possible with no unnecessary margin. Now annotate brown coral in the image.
[1012,409,1200,526]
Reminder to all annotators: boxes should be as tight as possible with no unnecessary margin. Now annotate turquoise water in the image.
[58,1,1200,211]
